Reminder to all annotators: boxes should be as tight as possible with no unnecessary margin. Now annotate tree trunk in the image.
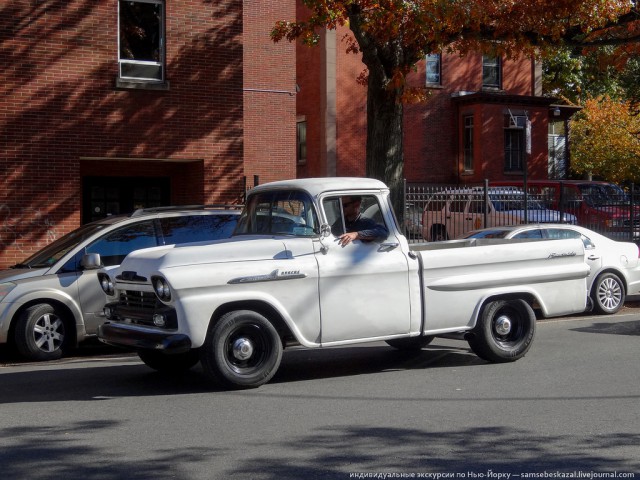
[365,68,405,222]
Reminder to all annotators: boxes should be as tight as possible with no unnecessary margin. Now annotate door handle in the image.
[588,255,600,260]
[380,242,399,251]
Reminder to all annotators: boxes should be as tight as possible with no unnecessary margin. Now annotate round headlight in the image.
[153,276,171,301]
[99,274,114,295]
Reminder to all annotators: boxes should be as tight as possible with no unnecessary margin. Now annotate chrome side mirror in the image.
[81,253,102,270]
[318,224,332,253]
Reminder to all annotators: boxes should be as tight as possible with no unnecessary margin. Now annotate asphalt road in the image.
[1,310,639,479]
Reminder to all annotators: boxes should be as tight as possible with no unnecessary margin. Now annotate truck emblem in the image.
[228,269,307,284]
[548,251,577,259]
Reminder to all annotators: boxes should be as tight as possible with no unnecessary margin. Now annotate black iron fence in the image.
[404,180,640,244]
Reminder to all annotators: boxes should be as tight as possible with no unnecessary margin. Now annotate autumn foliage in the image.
[570,96,640,183]
[272,1,640,209]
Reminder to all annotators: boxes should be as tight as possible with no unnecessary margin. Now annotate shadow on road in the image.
[0,344,479,403]
[1,421,638,479]
[571,319,640,336]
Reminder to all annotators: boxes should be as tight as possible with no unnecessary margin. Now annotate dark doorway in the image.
[82,176,171,223]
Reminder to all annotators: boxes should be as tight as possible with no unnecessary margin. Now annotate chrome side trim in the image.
[228,269,307,284]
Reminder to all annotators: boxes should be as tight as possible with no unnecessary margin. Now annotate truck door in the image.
[316,194,412,343]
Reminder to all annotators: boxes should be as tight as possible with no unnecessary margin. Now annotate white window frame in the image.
[118,0,165,83]
[426,54,441,85]
[482,55,502,89]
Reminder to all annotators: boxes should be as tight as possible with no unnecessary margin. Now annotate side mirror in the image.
[320,223,332,238]
[81,253,102,270]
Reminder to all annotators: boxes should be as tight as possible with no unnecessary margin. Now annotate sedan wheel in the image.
[592,273,625,315]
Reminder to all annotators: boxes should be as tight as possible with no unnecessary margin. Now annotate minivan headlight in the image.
[0,282,17,302]
[152,276,171,301]
[97,273,115,296]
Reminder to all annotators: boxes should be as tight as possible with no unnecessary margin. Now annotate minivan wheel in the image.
[14,304,68,361]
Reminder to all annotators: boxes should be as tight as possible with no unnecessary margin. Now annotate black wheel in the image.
[591,272,625,315]
[386,336,434,350]
[138,350,200,373]
[430,225,448,241]
[200,310,283,389]
[14,303,69,361]
[467,299,536,363]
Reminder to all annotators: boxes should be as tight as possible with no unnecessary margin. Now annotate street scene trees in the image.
[569,96,640,184]
[273,1,640,207]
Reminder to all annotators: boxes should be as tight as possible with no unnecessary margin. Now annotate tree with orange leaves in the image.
[570,96,640,183]
[272,1,640,212]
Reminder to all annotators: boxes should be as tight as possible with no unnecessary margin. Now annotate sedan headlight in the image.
[0,282,17,302]
[97,273,115,296]
[152,276,171,301]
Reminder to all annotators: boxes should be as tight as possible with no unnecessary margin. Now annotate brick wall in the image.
[296,35,550,187]
[243,0,297,186]
[0,0,296,269]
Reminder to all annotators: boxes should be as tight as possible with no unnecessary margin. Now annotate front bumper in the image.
[98,322,191,353]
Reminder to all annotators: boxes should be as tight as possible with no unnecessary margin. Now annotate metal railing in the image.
[404,180,640,244]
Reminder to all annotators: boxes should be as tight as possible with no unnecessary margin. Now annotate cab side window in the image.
[322,194,388,237]
[425,193,448,212]
[547,228,580,240]
[546,228,594,249]
[468,195,485,214]
[513,229,544,239]
[449,194,468,213]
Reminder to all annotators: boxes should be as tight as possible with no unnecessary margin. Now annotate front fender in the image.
[176,289,321,349]
[0,288,84,344]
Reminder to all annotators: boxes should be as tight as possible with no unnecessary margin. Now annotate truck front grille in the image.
[119,290,161,310]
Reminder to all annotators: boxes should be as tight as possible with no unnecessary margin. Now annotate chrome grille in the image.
[119,290,160,310]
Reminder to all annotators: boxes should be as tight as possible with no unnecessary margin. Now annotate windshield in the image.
[234,190,319,237]
[16,223,109,269]
[579,184,628,207]
[464,229,511,239]
[489,194,545,211]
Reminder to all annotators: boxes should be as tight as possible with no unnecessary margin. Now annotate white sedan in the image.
[464,224,640,314]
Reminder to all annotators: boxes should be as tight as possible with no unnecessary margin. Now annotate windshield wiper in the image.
[10,263,31,269]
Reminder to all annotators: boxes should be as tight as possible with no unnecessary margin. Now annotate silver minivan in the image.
[0,207,240,361]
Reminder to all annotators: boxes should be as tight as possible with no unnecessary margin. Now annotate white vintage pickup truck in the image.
[97,178,590,388]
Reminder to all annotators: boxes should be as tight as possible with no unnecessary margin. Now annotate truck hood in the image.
[119,237,291,273]
[0,267,49,283]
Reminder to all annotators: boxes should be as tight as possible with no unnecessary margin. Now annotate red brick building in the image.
[0,0,296,269]
[295,25,574,185]
[1,2,576,269]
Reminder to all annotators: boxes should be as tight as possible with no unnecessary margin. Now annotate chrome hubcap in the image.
[598,278,622,310]
[495,315,512,336]
[232,338,254,361]
[34,313,64,353]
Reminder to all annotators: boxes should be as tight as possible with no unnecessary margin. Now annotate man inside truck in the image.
[331,195,389,246]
